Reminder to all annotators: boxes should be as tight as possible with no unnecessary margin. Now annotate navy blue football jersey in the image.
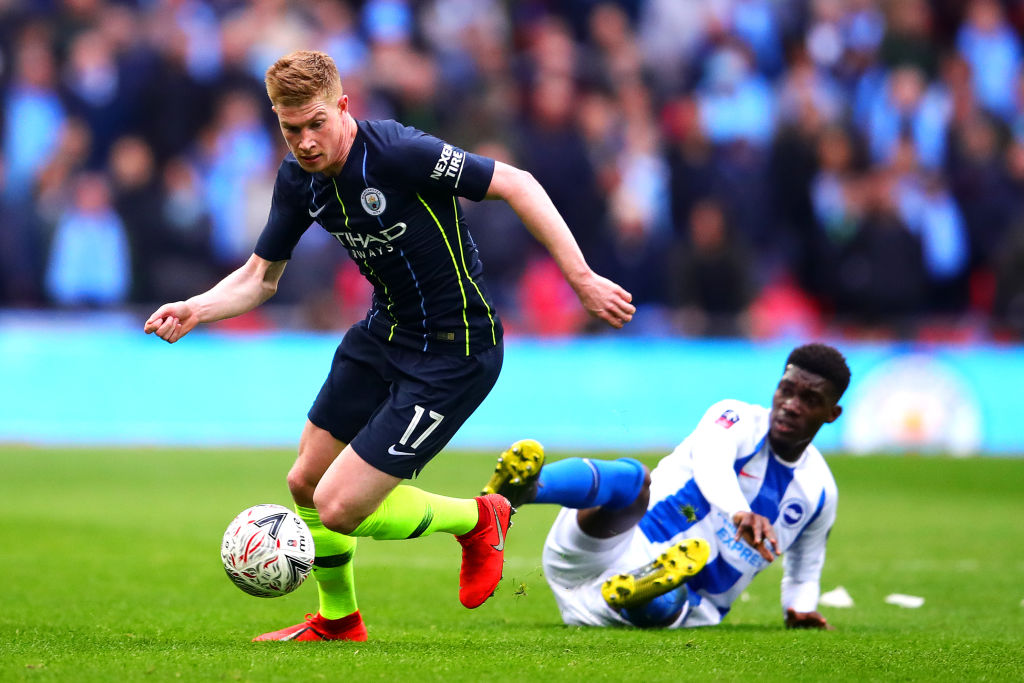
[255,120,503,356]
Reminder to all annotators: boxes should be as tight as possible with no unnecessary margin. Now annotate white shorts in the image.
[541,508,690,628]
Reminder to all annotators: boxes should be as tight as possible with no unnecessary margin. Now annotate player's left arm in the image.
[780,480,838,630]
[485,161,635,329]
[388,127,632,327]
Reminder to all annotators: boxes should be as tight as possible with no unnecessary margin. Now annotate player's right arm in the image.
[688,401,779,561]
[145,154,310,343]
[144,254,287,343]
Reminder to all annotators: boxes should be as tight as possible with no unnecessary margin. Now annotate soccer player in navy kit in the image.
[144,50,635,641]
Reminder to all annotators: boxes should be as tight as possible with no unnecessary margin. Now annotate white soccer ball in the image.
[221,504,315,598]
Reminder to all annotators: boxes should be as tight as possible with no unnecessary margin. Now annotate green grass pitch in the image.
[2,446,1023,681]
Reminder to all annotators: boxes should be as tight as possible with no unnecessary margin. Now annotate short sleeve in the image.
[381,127,495,201]
[687,400,758,516]
[254,158,312,261]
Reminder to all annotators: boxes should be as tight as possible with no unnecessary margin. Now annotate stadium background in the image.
[0,0,1022,455]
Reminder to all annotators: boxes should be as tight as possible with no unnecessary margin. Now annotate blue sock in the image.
[622,585,689,628]
[532,458,645,509]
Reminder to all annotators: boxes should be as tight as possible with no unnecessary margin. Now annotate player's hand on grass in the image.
[144,301,199,343]
[573,272,635,329]
[732,511,778,562]
[785,608,834,630]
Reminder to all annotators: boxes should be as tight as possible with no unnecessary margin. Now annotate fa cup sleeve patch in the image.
[715,409,740,429]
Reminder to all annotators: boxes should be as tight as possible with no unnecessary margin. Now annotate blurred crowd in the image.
[3,0,1024,341]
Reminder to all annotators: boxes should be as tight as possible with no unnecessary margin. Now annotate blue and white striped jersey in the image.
[639,399,838,627]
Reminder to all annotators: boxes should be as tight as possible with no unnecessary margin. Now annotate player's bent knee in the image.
[313,502,363,535]
[311,493,368,535]
[626,466,652,513]
[286,463,319,502]
[603,458,650,510]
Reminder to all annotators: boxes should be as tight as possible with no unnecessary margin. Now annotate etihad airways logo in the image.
[329,222,406,258]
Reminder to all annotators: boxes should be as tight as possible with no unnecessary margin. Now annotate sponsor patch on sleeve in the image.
[429,143,466,187]
[714,409,740,429]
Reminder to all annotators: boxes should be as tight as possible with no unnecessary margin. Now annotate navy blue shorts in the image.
[308,322,503,479]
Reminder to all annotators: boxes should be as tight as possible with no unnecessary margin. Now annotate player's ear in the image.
[825,404,842,424]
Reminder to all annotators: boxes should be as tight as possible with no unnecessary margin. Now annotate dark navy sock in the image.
[532,457,645,509]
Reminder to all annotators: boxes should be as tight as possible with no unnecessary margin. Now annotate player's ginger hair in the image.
[265,50,342,107]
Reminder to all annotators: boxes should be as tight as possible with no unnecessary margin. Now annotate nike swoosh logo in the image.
[739,470,760,479]
[388,445,416,457]
[490,505,505,552]
[308,204,327,218]
[281,627,310,641]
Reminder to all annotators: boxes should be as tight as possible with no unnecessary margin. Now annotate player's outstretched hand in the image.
[144,301,198,343]
[785,608,834,630]
[732,510,778,562]
[573,272,635,329]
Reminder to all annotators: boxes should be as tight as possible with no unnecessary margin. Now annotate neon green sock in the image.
[295,505,358,619]
[350,485,479,540]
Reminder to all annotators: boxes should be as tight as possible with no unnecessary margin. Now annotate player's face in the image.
[768,365,842,459]
[274,94,348,174]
